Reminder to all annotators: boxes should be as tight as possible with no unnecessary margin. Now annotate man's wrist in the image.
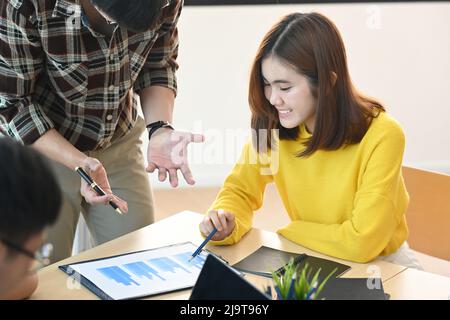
[74,154,90,172]
[146,121,174,140]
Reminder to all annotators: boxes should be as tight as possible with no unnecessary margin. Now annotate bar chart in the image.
[174,252,206,270]
[67,242,209,299]
[99,253,206,286]
[98,266,141,286]
[124,261,165,281]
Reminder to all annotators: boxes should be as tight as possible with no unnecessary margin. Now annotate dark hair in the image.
[0,138,61,247]
[90,0,169,32]
[249,12,385,157]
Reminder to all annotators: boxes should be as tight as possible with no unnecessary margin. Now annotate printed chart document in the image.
[59,242,208,300]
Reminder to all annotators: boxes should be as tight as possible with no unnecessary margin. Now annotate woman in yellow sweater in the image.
[199,12,420,267]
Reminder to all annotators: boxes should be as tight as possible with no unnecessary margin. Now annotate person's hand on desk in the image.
[200,210,236,241]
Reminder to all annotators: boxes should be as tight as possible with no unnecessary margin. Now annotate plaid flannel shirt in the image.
[0,0,181,151]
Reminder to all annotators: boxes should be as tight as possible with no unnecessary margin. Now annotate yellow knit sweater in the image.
[207,112,409,263]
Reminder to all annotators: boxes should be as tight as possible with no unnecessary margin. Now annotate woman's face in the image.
[262,55,317,132]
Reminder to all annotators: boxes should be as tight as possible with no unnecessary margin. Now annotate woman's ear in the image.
[331,71,337,87]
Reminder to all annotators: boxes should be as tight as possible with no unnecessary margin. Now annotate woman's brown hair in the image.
[249,12,385,156]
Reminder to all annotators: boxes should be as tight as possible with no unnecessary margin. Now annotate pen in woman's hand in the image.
[189,227,218,262]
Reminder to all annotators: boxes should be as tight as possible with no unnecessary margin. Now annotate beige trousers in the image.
[46,117,154,263]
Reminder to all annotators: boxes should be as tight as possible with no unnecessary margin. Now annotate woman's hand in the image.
[199,209,236,241]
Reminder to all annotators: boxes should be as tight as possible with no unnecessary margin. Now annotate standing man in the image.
[0,0,203,263]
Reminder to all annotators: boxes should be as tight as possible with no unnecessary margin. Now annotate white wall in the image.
[145,2,450,189]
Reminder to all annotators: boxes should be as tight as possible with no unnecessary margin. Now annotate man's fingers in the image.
[158,167,167,182]
[86,194,110,205]
[180,164,195,185]
[147,130,203,187]
[146,162,157,173]
[80,184,103,204]
[82,188,129,214]
[189,133,205,144]
[110,194,129,214]
[168,169,178,188]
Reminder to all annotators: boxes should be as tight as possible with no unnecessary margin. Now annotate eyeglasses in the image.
[1,238,53,271]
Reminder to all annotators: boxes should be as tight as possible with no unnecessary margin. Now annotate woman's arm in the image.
[206,142,274,245]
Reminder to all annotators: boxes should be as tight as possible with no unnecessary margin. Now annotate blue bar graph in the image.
[174,252,206,270]
[148,257,191,274]
[98,266,140,286]
[124,261,165,281]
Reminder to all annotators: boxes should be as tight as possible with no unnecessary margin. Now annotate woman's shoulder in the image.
[367,111,405,140]
[368,111,404,135]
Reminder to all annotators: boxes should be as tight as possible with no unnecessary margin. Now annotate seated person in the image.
[199,12,420,268]
[0,136,62,299]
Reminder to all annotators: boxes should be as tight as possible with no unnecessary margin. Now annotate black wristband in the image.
[146,121,174,140]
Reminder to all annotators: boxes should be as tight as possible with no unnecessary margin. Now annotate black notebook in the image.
[317,278,389,300]
[232,246,350,282]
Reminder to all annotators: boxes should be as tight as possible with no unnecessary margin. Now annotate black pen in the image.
[75,167,123,215]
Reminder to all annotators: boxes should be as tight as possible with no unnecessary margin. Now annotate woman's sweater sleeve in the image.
[207,142,274,245]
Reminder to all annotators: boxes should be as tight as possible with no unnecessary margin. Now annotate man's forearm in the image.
[32,129,88,170]
[139,85,175,125]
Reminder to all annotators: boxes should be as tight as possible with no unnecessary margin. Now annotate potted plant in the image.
[268,258,337,300]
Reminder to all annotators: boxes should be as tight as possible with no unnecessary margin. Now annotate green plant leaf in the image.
[315,267,338,299]
[272,259,338,300]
